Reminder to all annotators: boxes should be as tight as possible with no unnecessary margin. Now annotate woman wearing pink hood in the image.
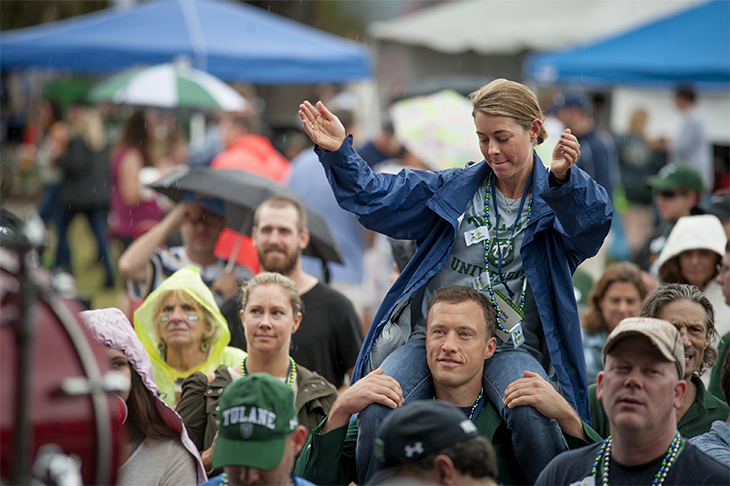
[81,308,206,485]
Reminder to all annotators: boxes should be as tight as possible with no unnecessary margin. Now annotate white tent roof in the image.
[369,0,703,55]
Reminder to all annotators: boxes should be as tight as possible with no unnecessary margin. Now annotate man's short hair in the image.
[676,85,696,103]
[253,196,307,232]
[427,285,496,340]
[227,112,259,135]
[401,436,498,482]
[550,91,594,116]
[639,283,718,377]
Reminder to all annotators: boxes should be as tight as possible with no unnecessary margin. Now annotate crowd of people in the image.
[4,77,730,485]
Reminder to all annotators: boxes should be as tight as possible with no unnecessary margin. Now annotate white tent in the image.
[371,1,728,145]
[365,1,718,139]
[369,0,701,56]
[367,0,703,104]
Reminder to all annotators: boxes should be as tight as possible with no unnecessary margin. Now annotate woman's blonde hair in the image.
[469,79,548,145]
[71,106,106,152]
[239,272,303,317]
[152,289,220,349]
[581,262,647,335]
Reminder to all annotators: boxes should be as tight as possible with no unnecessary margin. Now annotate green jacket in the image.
[589,375,729,439]
[177,363,338,453]
[294,399,601,486]
[708,331,729,403]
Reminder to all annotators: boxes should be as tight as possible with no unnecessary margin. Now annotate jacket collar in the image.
[294,364,338,411]
[429,160,490,223]
[526,152,553,224]
[428,152,553,237]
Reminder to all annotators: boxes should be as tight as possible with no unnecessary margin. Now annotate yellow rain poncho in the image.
[134,266,245,406]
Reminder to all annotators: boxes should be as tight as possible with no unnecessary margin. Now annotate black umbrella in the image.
[149,167,343,265]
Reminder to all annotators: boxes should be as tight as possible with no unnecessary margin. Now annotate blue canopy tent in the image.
[524,0,729,90]
[0,0,371,84]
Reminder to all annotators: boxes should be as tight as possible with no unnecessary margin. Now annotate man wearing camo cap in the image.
[537,317,730,485]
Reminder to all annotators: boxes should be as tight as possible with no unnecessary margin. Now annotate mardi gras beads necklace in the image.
[433,387,484,421]
[242,355,296,389]
[467,387,485,420]
[483,172,533,336]
[591,431,682,486]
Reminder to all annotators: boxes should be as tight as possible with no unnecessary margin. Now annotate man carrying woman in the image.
[298,78,612,483]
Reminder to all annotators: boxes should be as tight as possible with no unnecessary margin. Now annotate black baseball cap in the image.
[703,194,730,221]
[367,400,479,485]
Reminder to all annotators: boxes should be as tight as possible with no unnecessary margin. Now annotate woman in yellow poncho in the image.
[134,266,246,406]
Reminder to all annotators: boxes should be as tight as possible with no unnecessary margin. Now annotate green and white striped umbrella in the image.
[89,63,248,111]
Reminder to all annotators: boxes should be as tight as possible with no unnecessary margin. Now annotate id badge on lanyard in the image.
[468,179,528,349]
[472,267,526,348]
[492,286,525,348]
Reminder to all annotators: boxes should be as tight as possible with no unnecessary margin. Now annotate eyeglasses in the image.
[717,264,730,276]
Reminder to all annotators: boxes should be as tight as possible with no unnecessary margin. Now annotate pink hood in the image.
[80,308,206,483]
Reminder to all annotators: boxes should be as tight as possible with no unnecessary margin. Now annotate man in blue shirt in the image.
[552,91,618,200]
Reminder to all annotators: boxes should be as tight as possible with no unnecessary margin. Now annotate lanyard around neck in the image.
[488,171,533,299]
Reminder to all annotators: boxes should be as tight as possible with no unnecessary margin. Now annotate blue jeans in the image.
[484,350,568,483]
[38,183,63,260]
[356,340,432,484]
[39,183,62,225]
[56,207,114,283]
[355,340,567,484]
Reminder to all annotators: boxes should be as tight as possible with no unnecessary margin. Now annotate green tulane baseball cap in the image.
[213,373,298,471]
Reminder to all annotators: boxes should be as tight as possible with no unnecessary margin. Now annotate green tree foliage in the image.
[1,1,109,31]
[2,1,365,41]
[248,0,365,41]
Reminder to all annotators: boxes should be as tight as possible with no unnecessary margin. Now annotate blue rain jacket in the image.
[316,136,612,422]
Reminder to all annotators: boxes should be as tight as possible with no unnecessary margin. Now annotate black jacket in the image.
[57,137,110,210]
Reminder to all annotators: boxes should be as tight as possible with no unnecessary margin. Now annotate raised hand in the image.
[299,100,347,152]
[550,129,581,183]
